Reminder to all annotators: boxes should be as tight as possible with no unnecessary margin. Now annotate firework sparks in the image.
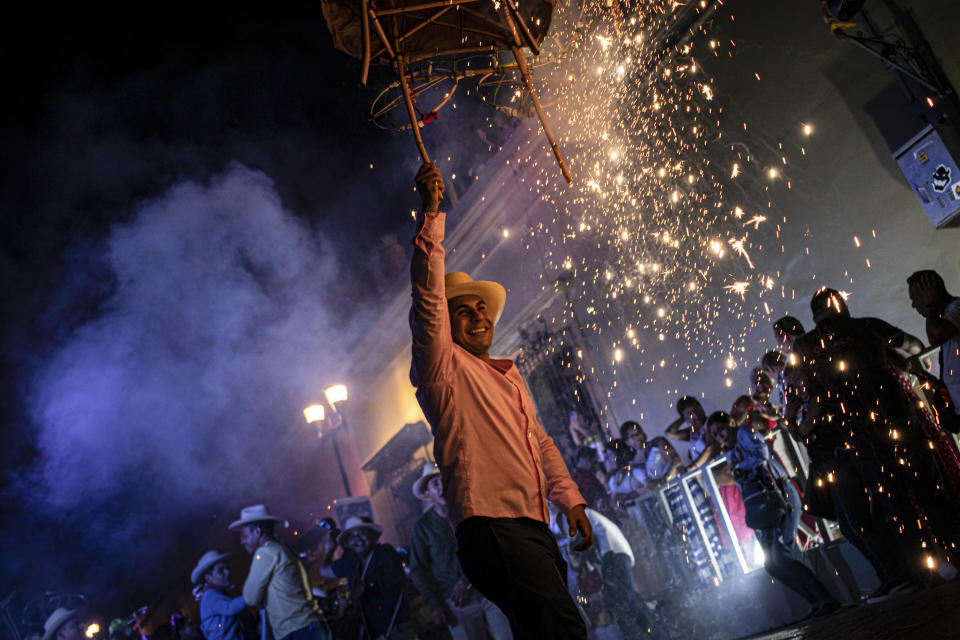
[728,237,755,268]
[724,281,749,298]
[495,0,787,396]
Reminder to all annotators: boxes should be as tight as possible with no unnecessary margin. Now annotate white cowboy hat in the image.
[445,272,506,324]
[228,504,284,531]
[190,550,233,585]
[336,516,383,546]
[411,462,441,501]
[42,608,82,640]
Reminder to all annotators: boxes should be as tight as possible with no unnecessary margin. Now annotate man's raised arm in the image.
[410,163,453,386]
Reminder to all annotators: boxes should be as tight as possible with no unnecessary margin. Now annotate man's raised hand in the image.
[416,162,445,212]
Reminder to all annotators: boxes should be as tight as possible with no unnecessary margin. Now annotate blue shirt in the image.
[732,426,788,479]
[200,589,246,640]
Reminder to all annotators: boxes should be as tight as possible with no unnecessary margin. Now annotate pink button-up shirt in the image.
[410,211,586,528]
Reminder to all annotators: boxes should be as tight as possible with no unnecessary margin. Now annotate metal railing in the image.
[651,427,829,583]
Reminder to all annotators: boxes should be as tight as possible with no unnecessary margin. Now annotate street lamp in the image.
[302,404,325,424]
[304,385,352,497]
[324,384,348,406]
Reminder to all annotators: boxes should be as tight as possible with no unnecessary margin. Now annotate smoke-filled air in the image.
[17,164,354,599]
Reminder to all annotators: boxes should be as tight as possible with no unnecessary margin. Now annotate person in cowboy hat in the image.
[410,163,592,639]
[229,504,329,640]
[192,550,247,640]
[42,608,84,640]
[407,462,512,640]
[320,515,411,639]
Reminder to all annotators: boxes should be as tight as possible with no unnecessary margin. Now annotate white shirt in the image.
[550,508,635,567]
[586,508,635,566]
[607,466,646,496]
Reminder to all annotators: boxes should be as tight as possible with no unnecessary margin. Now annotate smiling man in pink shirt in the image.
[409,162,592,639]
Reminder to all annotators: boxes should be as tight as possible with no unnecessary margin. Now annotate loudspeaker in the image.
[894,124,960,228]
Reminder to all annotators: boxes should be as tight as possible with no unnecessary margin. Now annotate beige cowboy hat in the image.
[228,504,284,531]
[336,516,383,546]
[42,608,82,640]
[190,550,233,585]
[411,462,441,500]
[445,272,506,324]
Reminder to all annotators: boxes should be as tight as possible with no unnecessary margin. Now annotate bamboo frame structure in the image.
[347,0,573,183]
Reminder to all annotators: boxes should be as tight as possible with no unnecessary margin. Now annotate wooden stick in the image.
[367,9,397,59]
[505,0,540,55]
[396,55,431,163]
[511,45,572,183]
[370,6,454,60]
[458,5,513,33]
[407,45,497,63]
[372,13,503,59]
[360,0,372,85]
[376,0,479,16]
[401,63,520,83]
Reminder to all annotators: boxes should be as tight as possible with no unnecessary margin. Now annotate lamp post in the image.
[303,384,353,497]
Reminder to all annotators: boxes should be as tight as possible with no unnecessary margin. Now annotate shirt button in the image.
[528,431,533,438]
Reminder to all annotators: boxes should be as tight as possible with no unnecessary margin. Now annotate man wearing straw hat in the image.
[324,515,411,639]
[42,608,84,640]
[192,550,246,640]
[410,164,592,639]
[408,462,512,640]
[229,504,329,640]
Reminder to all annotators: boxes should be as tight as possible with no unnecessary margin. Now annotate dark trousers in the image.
[280,622,330,640]
[456,516,587,640]
[820,452,911,583]
[756,481,833,606]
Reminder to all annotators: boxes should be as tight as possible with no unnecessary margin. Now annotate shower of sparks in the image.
[728,237,754,268]
[723,281,749,297]
[492,0,801,398]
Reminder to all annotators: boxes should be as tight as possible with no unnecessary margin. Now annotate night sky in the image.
[0,1,508,628]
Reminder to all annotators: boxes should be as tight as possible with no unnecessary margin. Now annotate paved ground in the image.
[741,580,960,639]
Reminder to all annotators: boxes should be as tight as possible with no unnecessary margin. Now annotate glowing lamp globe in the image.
[324,384,348,406]
[303,404,325,424]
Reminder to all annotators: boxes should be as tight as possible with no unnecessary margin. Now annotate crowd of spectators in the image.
[29,270,960,640]
[547,270,960,636]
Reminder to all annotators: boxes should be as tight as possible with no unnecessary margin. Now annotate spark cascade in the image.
[508,0,800,402]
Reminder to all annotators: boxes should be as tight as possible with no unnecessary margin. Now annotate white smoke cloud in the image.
[28,162,351,518]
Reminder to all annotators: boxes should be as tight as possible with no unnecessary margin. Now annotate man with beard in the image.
[410,163,591,639]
